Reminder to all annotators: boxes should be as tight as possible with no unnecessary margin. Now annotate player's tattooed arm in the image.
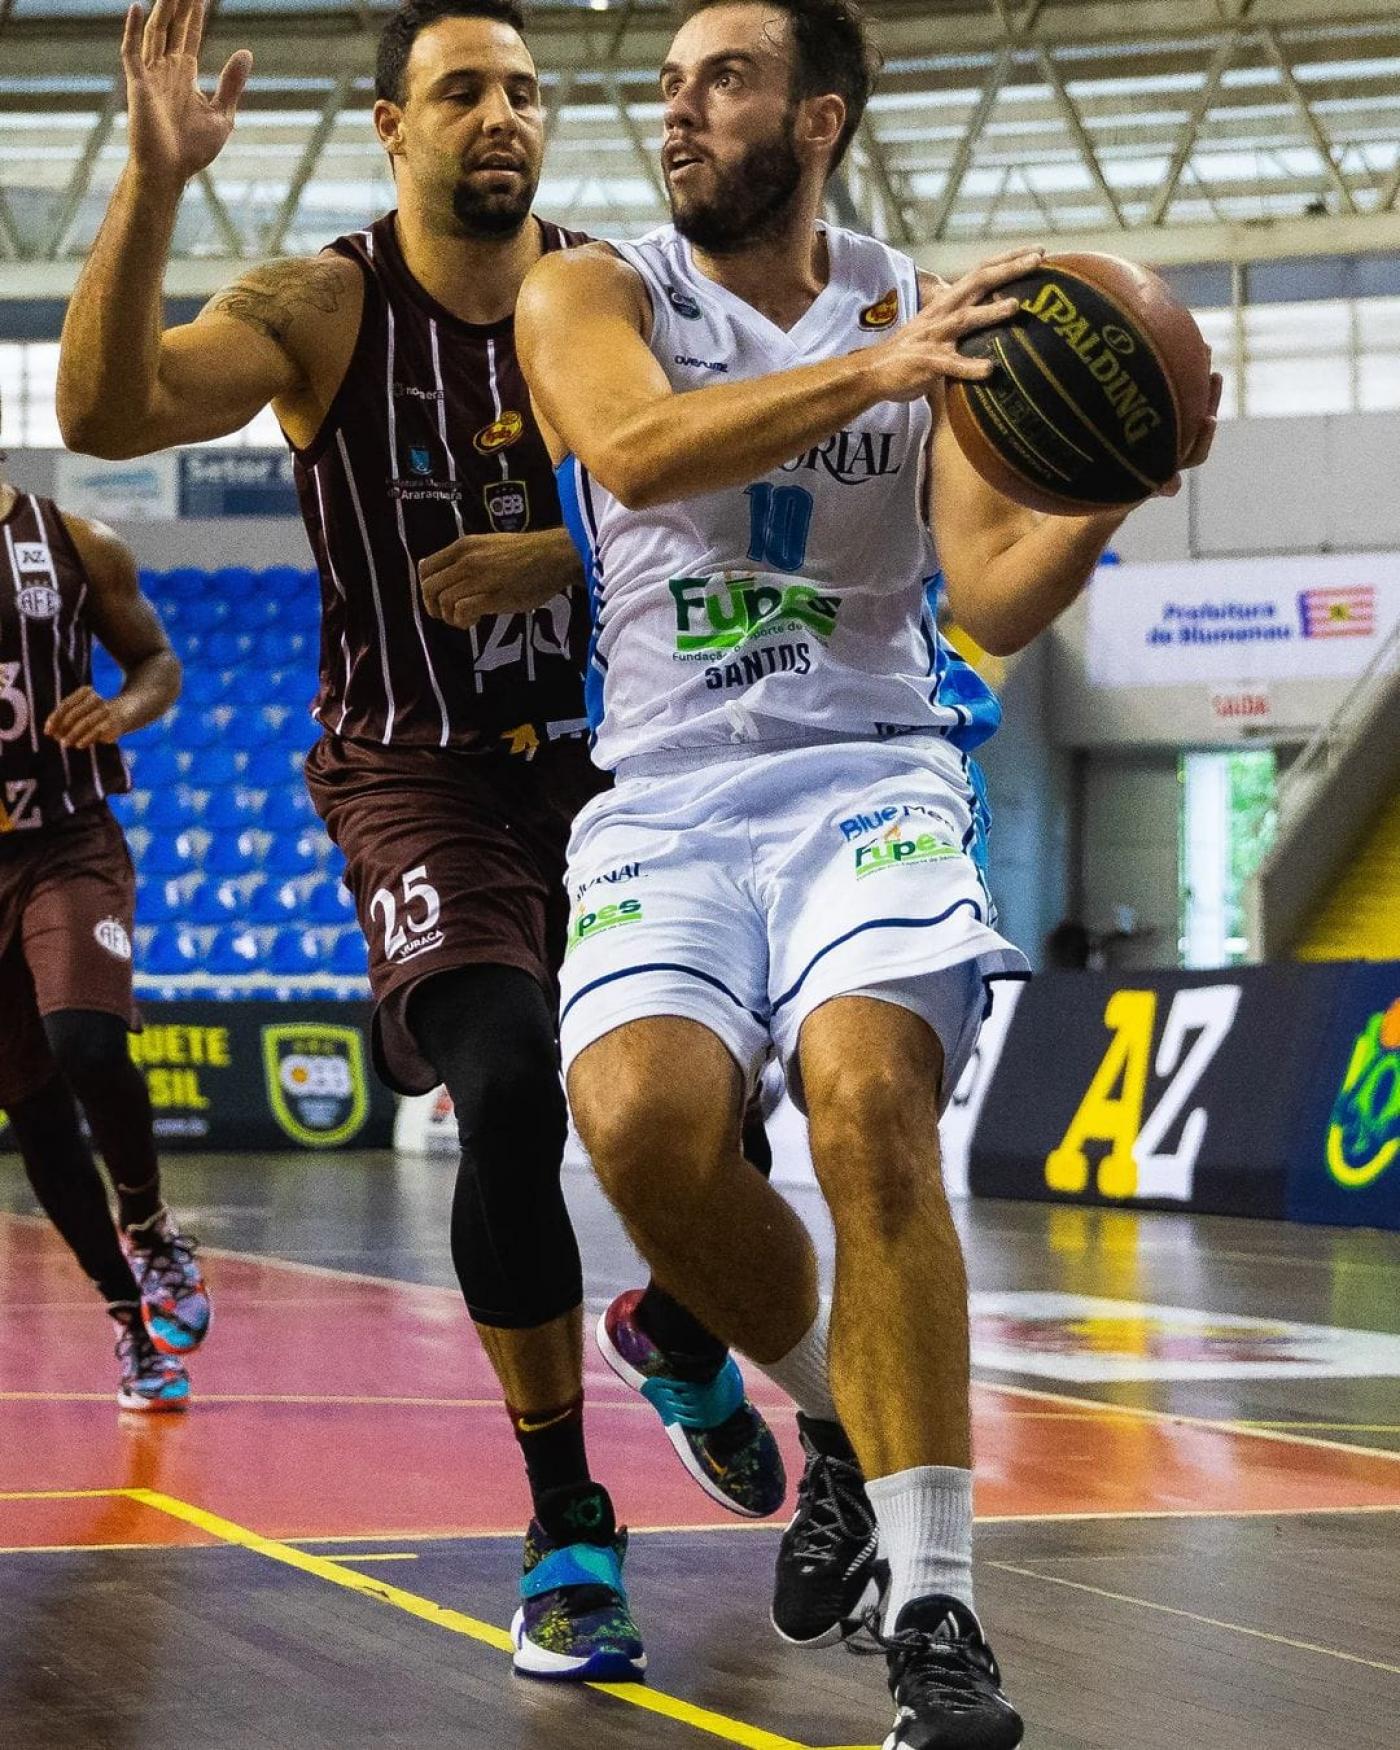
[45,516,180,749]
[202,256,352,347]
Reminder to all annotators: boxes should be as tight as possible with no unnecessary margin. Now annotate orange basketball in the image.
[946,252,1213,515]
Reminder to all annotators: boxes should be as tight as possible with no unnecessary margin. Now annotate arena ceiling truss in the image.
[2,0,1400,298]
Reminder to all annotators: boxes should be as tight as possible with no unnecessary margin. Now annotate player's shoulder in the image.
[55,509,136,585]
[521,241,648,317]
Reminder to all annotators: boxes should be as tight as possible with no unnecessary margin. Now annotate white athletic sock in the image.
[867,1464,975,1630]
[751,1297,838,1423]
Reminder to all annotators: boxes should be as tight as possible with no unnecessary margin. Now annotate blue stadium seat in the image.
[144,789,197,833]
[137,835,187,879]
[203,833,261,878]
[183,597,231,634]
[329,929,369,977]
[126,746,180,791]
[181,670,232,710]
[182,878,232,926]
[143,926,204,975]
[263,787,315,834]
[265,668,311,709]
[263,830,323,878]
[268,929,324,976]
[196,747,244,788]
[306,879,355,925]
[177,711,221,751]
[137,880,184,927]
[207,630,254,666]
[160,568,211,599]
[212,566,260,596]
[244,745,293,788]
[220,712,276,753]
[245,879,293,925]
[107,791,140,829]
[206,926,266,976]
[202,788,261,835]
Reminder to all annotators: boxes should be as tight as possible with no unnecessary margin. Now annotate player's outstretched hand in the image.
[419,529,582,632]
[871,248,1045,404]
[46,687,127,750]
[121,0,252,187]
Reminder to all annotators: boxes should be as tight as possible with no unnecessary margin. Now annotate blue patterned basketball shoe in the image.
[110,1304,190,1412]
[597,1290,786,1519]
[511,1483,646,1682]
[122,1208,211,1355]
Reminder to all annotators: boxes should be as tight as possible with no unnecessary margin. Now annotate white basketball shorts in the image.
[557,738,1029,1104]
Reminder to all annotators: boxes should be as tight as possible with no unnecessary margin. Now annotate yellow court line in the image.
[0,1488,126,1501]
[988,1561,1400,1676]
[976,1378,1400,1466]
[126,1489,815,1750]
[323,1552,421,1563]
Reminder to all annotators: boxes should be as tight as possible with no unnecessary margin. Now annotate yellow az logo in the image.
[1045,986,1241,1202]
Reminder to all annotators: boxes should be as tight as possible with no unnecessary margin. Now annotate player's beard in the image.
[669,115,803,254]
[450,166,540,240]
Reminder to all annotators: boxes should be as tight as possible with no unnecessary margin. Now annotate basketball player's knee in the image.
[573,1071,725,1222]
[42,1010,134,1098]
[807,1055,943,1239]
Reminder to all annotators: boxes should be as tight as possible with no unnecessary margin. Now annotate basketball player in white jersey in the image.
[518,3,1219,1743]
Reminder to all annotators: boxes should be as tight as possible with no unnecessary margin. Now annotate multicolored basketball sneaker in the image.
[121,1208,211,1355]
[511,1483,646,1682]
[597,1290,786,1519]
[110,1304,190,1412]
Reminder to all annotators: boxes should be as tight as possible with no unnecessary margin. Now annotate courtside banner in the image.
[1287,964,1400,1232]
[1086,552,1400,689]
[0,1001,394,1154]
[969,965,1351,1218]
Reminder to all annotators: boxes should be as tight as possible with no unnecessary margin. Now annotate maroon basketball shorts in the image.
[0,805,139,1109]
[304,733,607,1094]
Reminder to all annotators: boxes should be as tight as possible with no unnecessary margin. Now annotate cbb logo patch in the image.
[474,410,525,454]
[859,288,899,330]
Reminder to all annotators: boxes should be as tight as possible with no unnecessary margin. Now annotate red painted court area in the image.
[4,1212,1398,1552]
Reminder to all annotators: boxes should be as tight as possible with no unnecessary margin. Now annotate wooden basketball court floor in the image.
[2,1153,1397,1749]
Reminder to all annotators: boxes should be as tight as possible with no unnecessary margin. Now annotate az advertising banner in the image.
[970,965,1353,1219]
[1288,966,1400,1231]
[0,1001,393,1154]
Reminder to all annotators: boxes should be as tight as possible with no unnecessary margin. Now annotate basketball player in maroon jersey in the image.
[0,438,212,1411]
[59,0,782,1678]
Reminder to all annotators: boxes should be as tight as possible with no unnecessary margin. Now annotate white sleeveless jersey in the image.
[555,223,1000,772]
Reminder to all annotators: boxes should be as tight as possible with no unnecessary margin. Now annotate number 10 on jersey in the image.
[745,483,813,574]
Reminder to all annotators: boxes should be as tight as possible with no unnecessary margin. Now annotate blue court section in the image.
[95,567,367,997]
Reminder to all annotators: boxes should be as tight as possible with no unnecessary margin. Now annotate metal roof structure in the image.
[3,0,1400,299]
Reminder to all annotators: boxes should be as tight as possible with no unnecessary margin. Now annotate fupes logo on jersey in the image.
[474,411,525,454]
[669,574,839,655]
[262,1024,370,1148]
[859,288,899,330]
[484,478,530,533]
[1327,996,1400,1189]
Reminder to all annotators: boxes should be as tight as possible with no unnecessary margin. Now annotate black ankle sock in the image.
[798,1411,859,1467]
[634,1284,730,1383]
[509,1395,591,1509]
[535,1480,616,1548]
[116,1177,163,1231]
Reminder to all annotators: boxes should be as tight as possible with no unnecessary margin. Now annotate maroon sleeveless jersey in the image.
[293,212,591,751]
[0,492,128,833]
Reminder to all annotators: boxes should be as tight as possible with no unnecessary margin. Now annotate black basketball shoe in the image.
[875,1595,1023,1749]
[771,1413,886,1646]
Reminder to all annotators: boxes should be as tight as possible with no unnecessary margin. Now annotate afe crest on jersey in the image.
[17,586,61,619]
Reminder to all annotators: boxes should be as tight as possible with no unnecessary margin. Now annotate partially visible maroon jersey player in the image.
[0,439,211,1412]
[59,0,782,1682]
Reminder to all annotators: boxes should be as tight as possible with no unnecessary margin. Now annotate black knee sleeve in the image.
[5,1074,140,1304]
[43,1010,160,1216]
[408,967,581,1329]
